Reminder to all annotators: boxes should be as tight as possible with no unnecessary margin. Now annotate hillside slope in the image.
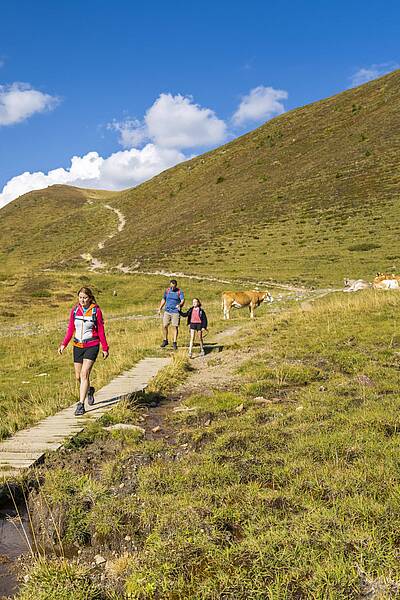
[1,70,399,284]
[0,186,119,274]
[104,70,400,285]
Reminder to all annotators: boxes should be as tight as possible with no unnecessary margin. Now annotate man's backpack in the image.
[166,287,182,299]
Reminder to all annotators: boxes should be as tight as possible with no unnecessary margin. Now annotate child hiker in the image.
[180,298,208,358]
[58,287,109,416]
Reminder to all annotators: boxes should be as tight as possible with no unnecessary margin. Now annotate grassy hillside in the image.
[103,70,400,285]
[0,186,118,275]
[1,70,400,285]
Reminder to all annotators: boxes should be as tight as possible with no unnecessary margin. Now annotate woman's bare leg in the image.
[74,362,82,394]
[79,359,95,403]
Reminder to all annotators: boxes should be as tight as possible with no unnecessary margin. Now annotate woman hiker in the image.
[180,297,208,358]
[58,287,109,416]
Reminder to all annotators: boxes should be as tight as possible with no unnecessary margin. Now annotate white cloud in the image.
[0,82,59,126]
[0,145,186,207]
[2,90,227,207]
[107,118,147,148]
[145,93,227,149]
[350,63,400,87]
[232,86,288,126]
[1,85,289,208]
[108,93,227,150]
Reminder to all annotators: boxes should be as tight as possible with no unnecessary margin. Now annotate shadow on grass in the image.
[130,389,168,409]
[204,342,224,354]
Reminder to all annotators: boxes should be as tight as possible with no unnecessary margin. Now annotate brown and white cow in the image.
[222,290,273,319]
[373,273,400,289]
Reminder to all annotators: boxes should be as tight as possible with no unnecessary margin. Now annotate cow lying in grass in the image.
[222,290,273,319]
[343,278,372,292]
[373,273,400,289]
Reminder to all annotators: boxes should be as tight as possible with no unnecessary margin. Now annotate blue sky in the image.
[0,0,399,205]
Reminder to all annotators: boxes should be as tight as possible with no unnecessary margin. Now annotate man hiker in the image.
[158,279,185,350]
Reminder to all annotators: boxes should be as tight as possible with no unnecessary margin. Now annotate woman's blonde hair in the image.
[77,287,96,304]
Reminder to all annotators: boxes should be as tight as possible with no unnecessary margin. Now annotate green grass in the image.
[122,291,400,598]
[23,290,400,599]
[17,559,103,600]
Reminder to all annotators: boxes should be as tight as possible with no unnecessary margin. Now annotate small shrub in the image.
[243,362,324,397]
[329,349,368,374]
[17,559,101,600]
[88,496,132,542]
[64,421,106,449]
[99,398,138,426]
[0,310,16,317]
[184,391,245,415]
[216,176,225,184]
[348,242,381,252]
[64,505,90,545]
[39,469,107,546]
[30,290,52,298]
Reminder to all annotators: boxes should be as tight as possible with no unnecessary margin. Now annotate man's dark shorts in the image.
[73,345,100,363]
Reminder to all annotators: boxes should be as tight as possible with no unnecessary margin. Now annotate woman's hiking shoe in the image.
[200,350,205,357]
[172,342,178,350]
[188,351,193,359]
[160,340,168,348]
[74,402,85,416]
[87,386,95,406]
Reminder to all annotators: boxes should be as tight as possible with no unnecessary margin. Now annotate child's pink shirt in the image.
[191,307,202,324]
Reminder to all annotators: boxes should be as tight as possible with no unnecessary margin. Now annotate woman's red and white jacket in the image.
[61,304,109,351]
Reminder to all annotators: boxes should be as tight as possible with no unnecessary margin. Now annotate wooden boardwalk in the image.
[0,357,171,480]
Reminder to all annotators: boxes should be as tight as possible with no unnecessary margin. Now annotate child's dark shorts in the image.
[73,345,100,363]
[190,323,203,331]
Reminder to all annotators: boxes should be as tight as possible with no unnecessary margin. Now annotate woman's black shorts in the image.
[190,323,203,331]
[73,345,100,363]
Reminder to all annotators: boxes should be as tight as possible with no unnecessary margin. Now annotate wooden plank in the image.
[0,357,171,481]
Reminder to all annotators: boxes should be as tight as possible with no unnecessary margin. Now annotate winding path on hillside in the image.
[97,204,126,249]
[79,199,331,294]
[78,200,338,297]
[129,268,308,292]
[81,202,127,270]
